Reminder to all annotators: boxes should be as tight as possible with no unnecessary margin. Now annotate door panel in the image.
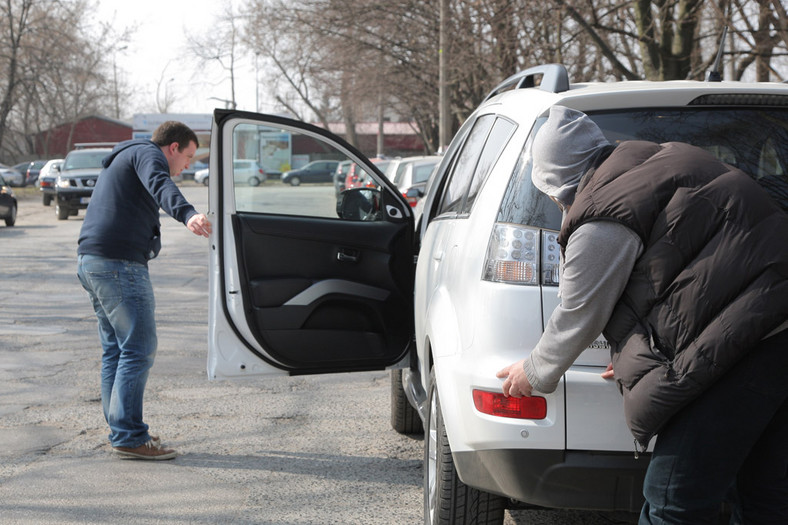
[232,213,413,370]
[210,111,415,377]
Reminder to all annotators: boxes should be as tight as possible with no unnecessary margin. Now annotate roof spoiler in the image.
[484,64,570,102]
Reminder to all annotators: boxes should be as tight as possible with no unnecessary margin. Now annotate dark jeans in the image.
[640,329,788,524]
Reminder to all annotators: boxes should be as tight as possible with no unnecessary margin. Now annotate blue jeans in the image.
[77,254,157,448]
[640,329,788,524]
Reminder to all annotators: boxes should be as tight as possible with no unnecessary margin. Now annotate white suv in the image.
[206,66,788,523]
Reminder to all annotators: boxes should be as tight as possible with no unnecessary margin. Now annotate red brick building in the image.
[34,115,132,158]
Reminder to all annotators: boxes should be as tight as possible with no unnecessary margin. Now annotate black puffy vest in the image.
[559,141,788,448]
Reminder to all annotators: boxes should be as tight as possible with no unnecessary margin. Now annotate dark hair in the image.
[151,121,199,151]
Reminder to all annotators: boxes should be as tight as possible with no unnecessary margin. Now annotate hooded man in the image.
[77,121,212,460]
[497,106,788,523]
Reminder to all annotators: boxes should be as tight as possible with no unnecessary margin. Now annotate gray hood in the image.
[531,106,610,208]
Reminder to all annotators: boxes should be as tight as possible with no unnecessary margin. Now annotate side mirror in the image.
[405,187,423,199]
[337,188,382,221]
[53,164,61,173]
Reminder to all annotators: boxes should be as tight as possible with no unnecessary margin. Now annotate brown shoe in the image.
[113,439,177,460]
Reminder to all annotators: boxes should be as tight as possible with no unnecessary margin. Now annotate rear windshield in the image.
[500,107,788,229]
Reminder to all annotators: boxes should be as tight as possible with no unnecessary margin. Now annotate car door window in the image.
[462,117,516,213]
[231,123,383,220]
[438,115,496,215]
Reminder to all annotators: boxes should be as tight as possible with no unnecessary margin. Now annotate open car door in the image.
[207,111,415,379]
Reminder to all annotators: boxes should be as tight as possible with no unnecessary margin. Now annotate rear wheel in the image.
[390,369,423,434]
[289,176,301,186]
[424,368,505,525]
[43,194,52,206]
[201,177,209,186]
[248,176,261,187]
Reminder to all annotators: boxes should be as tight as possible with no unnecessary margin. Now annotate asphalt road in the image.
[0,182,638,524]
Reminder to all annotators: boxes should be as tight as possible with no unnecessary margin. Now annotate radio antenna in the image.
[706,26,728,82]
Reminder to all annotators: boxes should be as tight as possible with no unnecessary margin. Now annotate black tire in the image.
[248,176,261,187]
[424,369,505,525]
[289,176,301,186]
[390,369,424,434]
[43,194,52,206]
[56,203,69,220]
[5,203,16,226]
[202,177,209,186]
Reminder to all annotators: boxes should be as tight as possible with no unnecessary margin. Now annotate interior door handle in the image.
[337,249,359,263]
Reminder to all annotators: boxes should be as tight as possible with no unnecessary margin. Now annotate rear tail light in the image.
[541,230,561,285]
[482,223,560,286]
[472,389,547,419]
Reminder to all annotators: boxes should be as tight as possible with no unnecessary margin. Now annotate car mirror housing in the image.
[336,188,382,221]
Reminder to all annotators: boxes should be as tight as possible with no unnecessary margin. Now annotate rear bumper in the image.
[453,448,649,512]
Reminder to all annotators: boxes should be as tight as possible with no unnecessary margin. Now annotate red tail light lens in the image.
[472,389,547,419]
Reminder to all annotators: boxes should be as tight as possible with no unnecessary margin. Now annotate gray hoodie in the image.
[523,107,643,393]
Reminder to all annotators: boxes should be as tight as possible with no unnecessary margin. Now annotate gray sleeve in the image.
[523,220,643,393]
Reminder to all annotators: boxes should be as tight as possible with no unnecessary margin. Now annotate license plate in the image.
[80,197,91,205]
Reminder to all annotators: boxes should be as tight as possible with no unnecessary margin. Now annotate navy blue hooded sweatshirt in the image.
[78,139,198,265]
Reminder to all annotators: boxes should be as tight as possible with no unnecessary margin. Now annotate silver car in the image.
[0,165,25,187]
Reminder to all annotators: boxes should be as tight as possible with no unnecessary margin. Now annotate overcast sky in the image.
[97,0,268,118]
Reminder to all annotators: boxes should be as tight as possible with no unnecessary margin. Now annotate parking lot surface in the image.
[0,184,636,524]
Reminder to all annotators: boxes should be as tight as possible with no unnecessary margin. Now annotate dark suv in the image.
[55,146,112,220]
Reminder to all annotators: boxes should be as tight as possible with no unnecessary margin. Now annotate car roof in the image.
[482,78,788,122]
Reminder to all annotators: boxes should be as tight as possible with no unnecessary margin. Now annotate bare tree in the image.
[236,0,787,151]
[724,0,788,81]
[187,0,242,109]
[0,0,34,154]
[1,0,129,160]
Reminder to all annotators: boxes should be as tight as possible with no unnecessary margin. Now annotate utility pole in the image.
[438,0,451,153]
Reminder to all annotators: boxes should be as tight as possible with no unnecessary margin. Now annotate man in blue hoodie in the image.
[77,121,211,460]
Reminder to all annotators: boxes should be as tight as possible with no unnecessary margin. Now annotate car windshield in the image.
[64,151,108,170]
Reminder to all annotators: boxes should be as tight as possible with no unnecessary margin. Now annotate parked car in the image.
[233,159,267,186]
[333,160,353,195]
[0,164,25,187]
[344,157,392,191]
[281,160,339,186]
[386,155,441,207]
[0,173,17,226]
[55,147,112,220]
[180,159,208,182]
[194,167,210,186]
[205,64,788,523]
[37,159,64,206]
[13,160,46,186]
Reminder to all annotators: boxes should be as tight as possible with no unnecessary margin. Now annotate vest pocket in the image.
[612,327,671,390]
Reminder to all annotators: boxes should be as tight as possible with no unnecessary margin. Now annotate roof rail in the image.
[484,64,570,102]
